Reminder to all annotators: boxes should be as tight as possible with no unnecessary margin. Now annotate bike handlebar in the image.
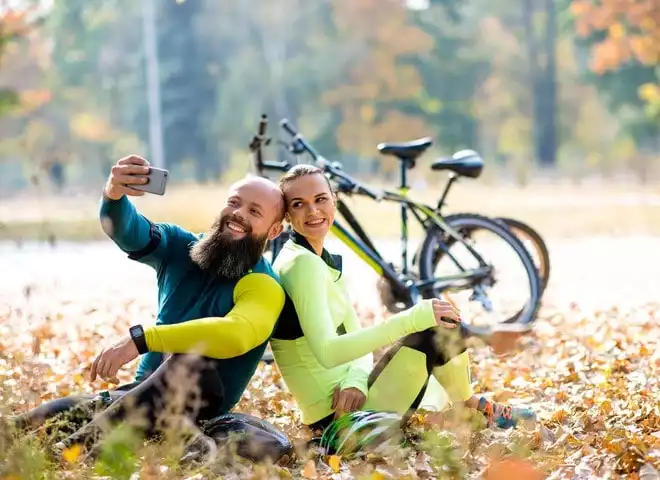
[249,115,291,174]
[279,118,381,201]
[280,118,297,137]
[258,114,267,137]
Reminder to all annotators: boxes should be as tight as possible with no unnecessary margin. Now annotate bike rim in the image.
[506,225,549,291]
[425,221,539,327]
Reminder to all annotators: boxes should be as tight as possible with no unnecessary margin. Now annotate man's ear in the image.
[268,221,284,241]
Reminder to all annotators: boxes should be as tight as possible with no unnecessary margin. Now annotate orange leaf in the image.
[302,459,318,479]
[485,459,544,480]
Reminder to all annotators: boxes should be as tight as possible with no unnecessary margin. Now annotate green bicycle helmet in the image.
[319,410,404,457]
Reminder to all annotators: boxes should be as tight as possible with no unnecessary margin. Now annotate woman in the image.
[270,164,535,433]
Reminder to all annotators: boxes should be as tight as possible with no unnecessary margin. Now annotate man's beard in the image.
[189,214,268,280]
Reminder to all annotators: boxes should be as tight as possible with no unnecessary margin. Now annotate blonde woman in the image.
[269,164,535,432]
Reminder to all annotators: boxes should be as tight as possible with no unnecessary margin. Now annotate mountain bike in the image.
[249,115,543,329]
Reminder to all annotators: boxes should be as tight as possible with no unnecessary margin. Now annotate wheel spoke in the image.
[417,214,543,327]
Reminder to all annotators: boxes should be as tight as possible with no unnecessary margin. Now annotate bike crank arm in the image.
[415,266,492,293]
[470,285,494,312]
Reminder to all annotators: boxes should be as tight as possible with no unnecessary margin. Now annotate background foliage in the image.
[0,0,658,195]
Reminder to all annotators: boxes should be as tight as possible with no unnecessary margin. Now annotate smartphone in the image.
[131,167,169,196]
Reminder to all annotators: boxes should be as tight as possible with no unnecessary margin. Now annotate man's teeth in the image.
[227,222,246,233]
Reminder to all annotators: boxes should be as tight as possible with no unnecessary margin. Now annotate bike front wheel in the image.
[418,213,542,326]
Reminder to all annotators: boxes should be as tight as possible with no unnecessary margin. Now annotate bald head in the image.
[228,176,285,222]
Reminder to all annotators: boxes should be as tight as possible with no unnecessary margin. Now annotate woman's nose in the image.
[306,204,319,215]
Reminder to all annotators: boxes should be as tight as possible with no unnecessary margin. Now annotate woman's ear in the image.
[284,212,291,223]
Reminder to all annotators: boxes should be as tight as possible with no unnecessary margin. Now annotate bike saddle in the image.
[431,149,484,178]
[377,138,433,161]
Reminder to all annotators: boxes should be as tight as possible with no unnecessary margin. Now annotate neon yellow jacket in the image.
[271,234,436,425]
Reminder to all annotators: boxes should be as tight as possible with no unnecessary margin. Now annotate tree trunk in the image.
[522,0,541,165]
[538,0,558,167]
[522,0,558,168]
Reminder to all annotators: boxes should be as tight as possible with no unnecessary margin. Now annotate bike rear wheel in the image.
[496,217,550,293]
[418,214,542,326]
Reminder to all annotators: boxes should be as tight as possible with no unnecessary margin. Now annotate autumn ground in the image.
[1,181,660,479]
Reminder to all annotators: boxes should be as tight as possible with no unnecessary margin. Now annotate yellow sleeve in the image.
[144,273,285,358]
[282,253,436,369]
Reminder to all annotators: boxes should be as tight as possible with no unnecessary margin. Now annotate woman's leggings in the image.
[312,326,473,430]
[11,354,226,449]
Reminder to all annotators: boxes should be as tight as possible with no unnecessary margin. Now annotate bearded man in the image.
[12,155,287,454]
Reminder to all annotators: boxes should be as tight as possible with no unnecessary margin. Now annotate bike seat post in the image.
[398,155,409,274]
[399,156,408,191]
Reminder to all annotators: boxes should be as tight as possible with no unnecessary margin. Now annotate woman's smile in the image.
[305,217,327,229]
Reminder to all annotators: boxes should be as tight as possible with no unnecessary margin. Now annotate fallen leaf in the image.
[62,444,82,464]
[640,462,660,480]
[484,459,544,480]
[328,455,341,473]
[414,452,433,473]
[302,459,318,479]
[369,471,387,480]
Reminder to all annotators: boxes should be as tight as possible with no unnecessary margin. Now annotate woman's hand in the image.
[431,298,462,329]
[332,387,367,419]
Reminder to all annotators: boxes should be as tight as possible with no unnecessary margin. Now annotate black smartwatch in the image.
[129,324,149,355]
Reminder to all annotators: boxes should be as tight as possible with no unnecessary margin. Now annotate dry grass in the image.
[1,177,660,478]
[1,179,660,242]
[1,223,660,477]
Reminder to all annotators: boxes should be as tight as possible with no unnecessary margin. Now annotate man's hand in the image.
[332,387,367,419]
[104,155,151,201]
[90,336,139,384]
[431,298,461,329]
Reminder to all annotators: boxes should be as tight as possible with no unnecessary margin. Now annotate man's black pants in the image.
[13,354,225,449]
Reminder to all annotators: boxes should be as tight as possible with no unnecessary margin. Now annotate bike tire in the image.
[440,214,551,294]
[496,217,550,293]
[418,213,542,325]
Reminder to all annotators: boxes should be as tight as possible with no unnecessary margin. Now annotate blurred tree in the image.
[481,0,559,168]
[470,12,534,175]
[0,8,29,117]
[571,0,659,74]
[197,0,343,172]
[322,0,435,175]
[3,0,656,191]
[409,1,490,154]
[158,0,219,181]
[44,0,147,182]
[554,35,627,180]
[569,0,659,180]
[0,5,64,189]
[522,0,559,168]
